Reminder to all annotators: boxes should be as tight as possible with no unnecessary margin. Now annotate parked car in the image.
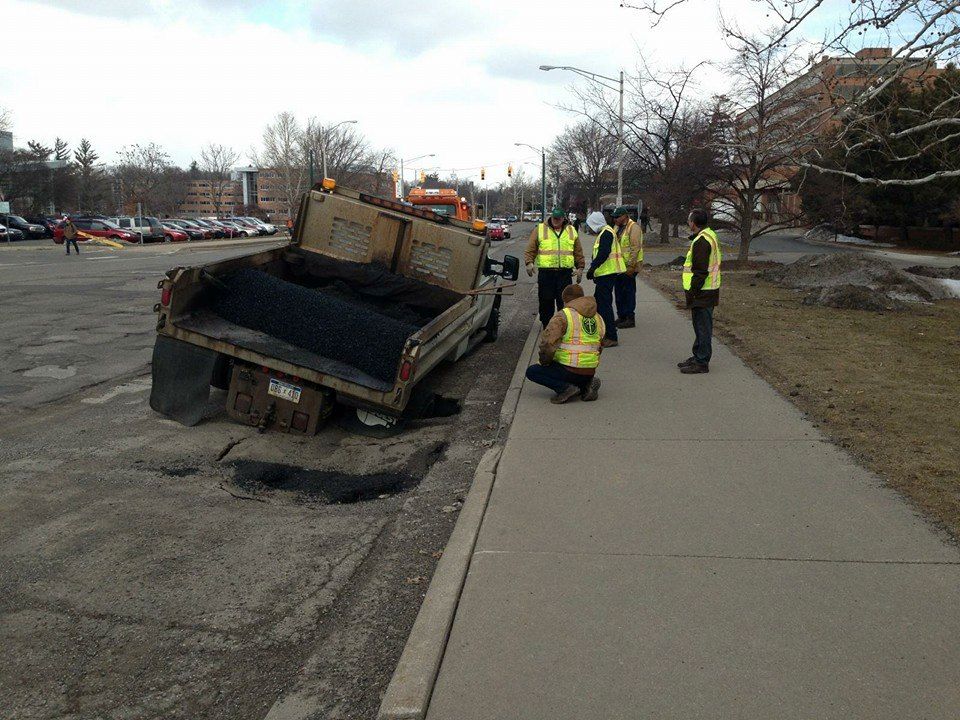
[4,214,47,239]
[0,223,25,242]
[162,219,205,240]
[54,217,138,244]
[190,219,225,238]
[240,216,277,235]
[226,217,268,236]
[176,219,215,239]
[109,216,165,242]
[507,215,519,223]
[160,222,190,242]
[26,215,59,238]
[487,223,505,241]
[204,219,241,238]
[219,219,258,237]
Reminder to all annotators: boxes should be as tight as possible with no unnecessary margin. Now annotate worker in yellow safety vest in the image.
[584,210,625,347]
[524,207,585,327]
[612,206,644,329]
[525,283,605,404]
[679,207,722,374]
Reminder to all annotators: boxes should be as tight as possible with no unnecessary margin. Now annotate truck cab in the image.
[405,188,471,222]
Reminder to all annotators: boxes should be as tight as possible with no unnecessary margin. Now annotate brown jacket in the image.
[618,219,644,273]
[538,295,606,374]
[524,220,585,269]
[63,220,78,240]
[684,233,720,309]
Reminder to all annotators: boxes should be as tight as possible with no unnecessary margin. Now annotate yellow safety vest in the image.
[682,228,722,291]
[592,225,626,277]
[619,218,643,265]
[536,223,578,269]
[553,307,604,369]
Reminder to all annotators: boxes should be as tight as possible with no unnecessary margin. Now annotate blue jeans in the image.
[526,363,593,394]
[615,273,636,319]
[691,307,713,365]
[592,274,618,340]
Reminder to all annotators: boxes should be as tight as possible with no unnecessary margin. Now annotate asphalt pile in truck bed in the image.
[209,268,419,384]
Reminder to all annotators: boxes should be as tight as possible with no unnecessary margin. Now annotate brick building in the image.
[177,178,244,218]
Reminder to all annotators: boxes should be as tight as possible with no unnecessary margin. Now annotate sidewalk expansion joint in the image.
[474,550,960,566]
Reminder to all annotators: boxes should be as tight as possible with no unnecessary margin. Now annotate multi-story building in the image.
[177,178,244,218]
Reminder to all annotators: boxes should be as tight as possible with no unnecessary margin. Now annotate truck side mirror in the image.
[485,254,520,281]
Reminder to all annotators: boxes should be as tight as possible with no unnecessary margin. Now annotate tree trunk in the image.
[659,218,669,244]
[737,215,752,266]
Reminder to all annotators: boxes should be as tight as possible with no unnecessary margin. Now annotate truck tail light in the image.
[399,361,413,381]
[160,287,171,306]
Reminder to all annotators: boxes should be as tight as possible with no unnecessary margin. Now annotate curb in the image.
[498,317,540,432]
[376,445,504,720]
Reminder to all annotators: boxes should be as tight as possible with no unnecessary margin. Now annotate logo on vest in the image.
[582,317,598,335]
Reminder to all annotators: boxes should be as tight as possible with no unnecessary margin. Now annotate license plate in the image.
[267,378,302,403]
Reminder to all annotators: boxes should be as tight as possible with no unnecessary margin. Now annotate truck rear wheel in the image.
[483,294,503,343]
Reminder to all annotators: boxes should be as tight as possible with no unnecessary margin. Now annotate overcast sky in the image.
[2,0,772,185]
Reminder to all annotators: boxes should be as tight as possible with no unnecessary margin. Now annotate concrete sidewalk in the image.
[425,278,960,719]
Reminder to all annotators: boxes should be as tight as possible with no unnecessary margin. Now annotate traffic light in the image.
[391,170,398,182]
[480,167,485,181]
[419,170,426,183]
[507,165,513,177]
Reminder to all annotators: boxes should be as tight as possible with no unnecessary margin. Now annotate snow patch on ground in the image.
[937,278,960,298]
[834,234,897,248]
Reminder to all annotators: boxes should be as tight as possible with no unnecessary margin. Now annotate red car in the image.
[53,218,138,244]
[487,223,505,241]
[161,223,190,242]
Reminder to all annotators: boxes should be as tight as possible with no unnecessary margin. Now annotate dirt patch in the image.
[646,268,960,540]
[905,264,960,280]
[761,253,951,308]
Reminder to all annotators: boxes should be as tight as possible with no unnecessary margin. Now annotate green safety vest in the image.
[536,223,578,269]
[592,225,626,277]
[682,227,722,291]
[554,307,604,369]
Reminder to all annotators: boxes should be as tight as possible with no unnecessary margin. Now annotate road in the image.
[0,231,538,720]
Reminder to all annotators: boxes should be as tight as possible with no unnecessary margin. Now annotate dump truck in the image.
[405,187,472,221]
[149,182,519,434]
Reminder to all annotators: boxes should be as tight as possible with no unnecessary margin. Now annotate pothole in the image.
[223,441,446,504]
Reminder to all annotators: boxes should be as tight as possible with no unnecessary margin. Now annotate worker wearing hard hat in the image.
[584,210,624,347]
[525,207,585,327]
[525,283,604,404]
[612,207,643,329]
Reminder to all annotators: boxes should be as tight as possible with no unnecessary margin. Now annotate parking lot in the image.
[0,231,537,719]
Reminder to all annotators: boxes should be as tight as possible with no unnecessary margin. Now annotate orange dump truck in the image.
[405,188,471,221]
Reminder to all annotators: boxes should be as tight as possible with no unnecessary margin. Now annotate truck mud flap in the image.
[149,335,218,426]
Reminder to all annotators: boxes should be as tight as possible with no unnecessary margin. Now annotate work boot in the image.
[680,362,709,374]
[550,384,580,404]
[581,376,601,402]
[616,316,635,329]
[677,356,697,368]
[601,338,618,348]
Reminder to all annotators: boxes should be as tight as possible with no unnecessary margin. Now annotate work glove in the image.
[525,263,535,277]
[575,269,583,284]
[586,268,595,281]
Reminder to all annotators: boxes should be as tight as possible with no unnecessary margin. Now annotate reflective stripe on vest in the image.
[536,223,577,269]
[619,218,643,264]
[592,225,626,277]
[554,307,603,369]
[682,227,722,291]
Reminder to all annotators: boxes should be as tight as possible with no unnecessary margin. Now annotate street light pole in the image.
[540,64,625,206]
[398,153,436,200]
[515,142,546,220]
[318,119,358,182]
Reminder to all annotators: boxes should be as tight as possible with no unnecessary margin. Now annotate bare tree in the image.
[623,0,960,186]
[365,147,397,197]
[0,106,11,133]
[302,119,369,186]
[199,142,240,215]
[114,142,171,213]
[709,32,818,263]
[549,121,618,209]
[255,112,307,217]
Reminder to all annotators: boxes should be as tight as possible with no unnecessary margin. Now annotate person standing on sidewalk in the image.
[679,208,721,374]
[585,210,624,347]
[612,207,644,329]
[525,207,585,327]
[63,217,80,256]
[525,283,604,404]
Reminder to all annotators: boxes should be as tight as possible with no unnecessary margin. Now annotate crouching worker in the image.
[525,284,605,404]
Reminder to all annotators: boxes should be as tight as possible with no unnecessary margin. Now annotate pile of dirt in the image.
[210,268,418,383]
[802,284,908,312]
[802,225,836,243]
[904,264,960,280]
[761,253,950,309]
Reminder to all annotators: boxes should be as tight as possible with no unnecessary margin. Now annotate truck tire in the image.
[483,294,503,343]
